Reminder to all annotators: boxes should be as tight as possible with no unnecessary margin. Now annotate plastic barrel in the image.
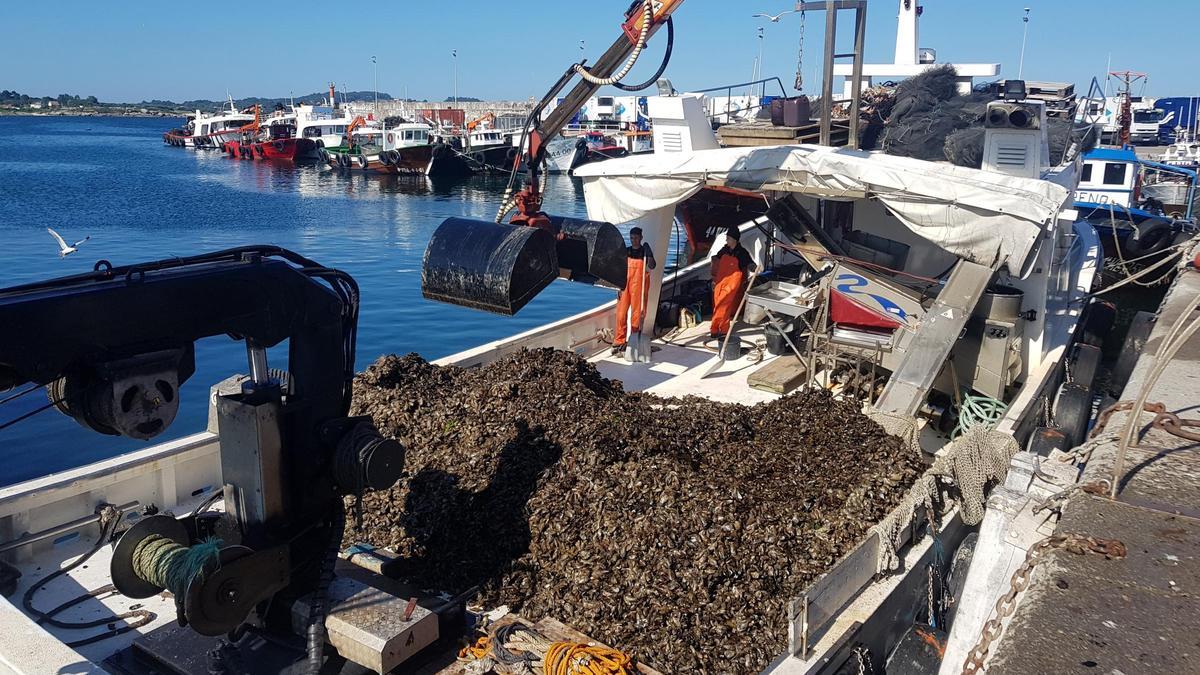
[422,217,559,316]
[548,216,628,290]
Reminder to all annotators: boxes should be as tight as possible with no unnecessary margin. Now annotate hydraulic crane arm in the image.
[521,0,684,184]
[421,0,686,316]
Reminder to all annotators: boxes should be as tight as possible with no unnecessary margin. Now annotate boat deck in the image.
[984,253,1200,674]
[590,321,786,406]
[2,492,222,671]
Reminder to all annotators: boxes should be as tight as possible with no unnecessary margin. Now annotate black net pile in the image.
[860,65,1095,168]
[347,349,924,674]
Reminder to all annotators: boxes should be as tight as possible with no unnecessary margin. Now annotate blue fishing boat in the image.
[1073,146,1198,257]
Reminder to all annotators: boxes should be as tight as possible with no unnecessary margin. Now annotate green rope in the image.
[952,392,1008,439]
[131,534,223,597]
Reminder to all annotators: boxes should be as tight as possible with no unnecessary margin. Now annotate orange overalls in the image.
[615,249,651,347]
[710,250,746,337]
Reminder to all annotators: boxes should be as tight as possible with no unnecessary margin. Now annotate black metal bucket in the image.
[421,217,559,316]
[422,216,630,316]
[548,216,628,290]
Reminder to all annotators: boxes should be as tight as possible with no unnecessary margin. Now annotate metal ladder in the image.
[799,0,867,148]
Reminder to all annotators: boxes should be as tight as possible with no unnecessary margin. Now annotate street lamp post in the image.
[1018,7,1031,79]
[372,56,378,118]
[451,50,458,108]
[757,27,765,97]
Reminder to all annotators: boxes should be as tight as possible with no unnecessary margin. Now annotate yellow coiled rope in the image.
[543,642,634,675]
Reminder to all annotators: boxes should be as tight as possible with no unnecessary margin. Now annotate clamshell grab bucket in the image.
[421,216,629,316]
[422,217,558,315]
[548,216,628,290]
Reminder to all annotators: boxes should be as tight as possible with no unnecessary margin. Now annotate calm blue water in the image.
[0,115,621,486]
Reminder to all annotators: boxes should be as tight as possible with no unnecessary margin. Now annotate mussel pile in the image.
[349,349,923,674]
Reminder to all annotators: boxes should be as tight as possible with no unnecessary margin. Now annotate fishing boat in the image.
[185,99,256,149]
[320,120,468,176]
[0,83,1112,674]
[459,127,513,172]
[1073,146,1197,257]
[0,3,1185,674]
[256,110,300,160]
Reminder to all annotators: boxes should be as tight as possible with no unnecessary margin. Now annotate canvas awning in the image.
[574,144,1072,273]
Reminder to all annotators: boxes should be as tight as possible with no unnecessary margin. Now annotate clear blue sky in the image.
[1,1,1191,103]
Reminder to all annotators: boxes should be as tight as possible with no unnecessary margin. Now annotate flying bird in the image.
[47,227,89,258]
[752,10,798,22]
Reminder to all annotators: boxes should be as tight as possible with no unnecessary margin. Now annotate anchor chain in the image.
[960,533,1126,674]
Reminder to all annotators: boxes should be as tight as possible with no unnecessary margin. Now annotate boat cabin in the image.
[466,129,505,150]
[383,123,432,151]
[1075,147,1140,209]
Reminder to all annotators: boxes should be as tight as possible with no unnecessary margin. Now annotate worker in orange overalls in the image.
[710,225,756,341]
[613,226,656,356]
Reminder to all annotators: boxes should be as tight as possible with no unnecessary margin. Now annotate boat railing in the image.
[689,76,788,124]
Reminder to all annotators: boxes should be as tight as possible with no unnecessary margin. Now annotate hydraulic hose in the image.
[573,0,653,86]
[611,16,674,92]
[304,500,347,675]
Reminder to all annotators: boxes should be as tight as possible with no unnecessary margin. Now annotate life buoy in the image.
[273,140,285,152]
[356,154,369,169]
[387,132,395,144]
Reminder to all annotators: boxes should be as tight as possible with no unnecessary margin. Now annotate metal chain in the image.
[852,644,873,675]
[794,10,807,91]
[960,533,1127,674]
[927,564,936,627]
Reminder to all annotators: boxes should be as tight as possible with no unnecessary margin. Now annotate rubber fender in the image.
[942,531,979,628]
[1053,381,1092,448]
[1067,343,1102,391]
[887,623,948,674]
[1079,299,1116,348]
[1026,426,1069,457]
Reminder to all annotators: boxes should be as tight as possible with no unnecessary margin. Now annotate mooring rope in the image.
[131,534,222,597]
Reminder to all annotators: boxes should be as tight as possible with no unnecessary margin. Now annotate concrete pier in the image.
[984,245,1200,674]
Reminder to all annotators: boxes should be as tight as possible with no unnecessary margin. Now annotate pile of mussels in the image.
[348,349,922,674]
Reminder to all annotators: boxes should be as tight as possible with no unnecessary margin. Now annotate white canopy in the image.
[574,144,1072,273]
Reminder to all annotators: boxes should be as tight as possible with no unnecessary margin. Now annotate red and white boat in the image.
[163,98,255,148]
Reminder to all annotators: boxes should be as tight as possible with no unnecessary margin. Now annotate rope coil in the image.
[131,534,222,598]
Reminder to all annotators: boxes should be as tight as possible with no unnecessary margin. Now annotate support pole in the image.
[819,0,838,146]
[630,207,674,362]
[847,5,866,149]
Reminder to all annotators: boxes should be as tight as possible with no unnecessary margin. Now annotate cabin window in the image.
[303,126,321,138]
[598,97,614,106]
[1081,164,1093,182]
[1103,163,1127,185]
[404,130,414,140]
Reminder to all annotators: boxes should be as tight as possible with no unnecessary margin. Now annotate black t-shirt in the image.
[713,245,755,272]
[628,244,656,269]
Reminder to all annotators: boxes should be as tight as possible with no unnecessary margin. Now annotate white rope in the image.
[573,0,653,86]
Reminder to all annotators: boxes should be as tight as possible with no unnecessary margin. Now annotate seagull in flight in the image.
[47,227,89,258]
[752,10,798,22]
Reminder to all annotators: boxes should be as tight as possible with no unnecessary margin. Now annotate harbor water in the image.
[0,115,625,485]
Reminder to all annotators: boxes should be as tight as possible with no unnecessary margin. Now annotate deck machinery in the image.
[0,248,405,673]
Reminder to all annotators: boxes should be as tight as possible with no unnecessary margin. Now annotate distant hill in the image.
[0,88,395,112]
[444,96,483,103]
